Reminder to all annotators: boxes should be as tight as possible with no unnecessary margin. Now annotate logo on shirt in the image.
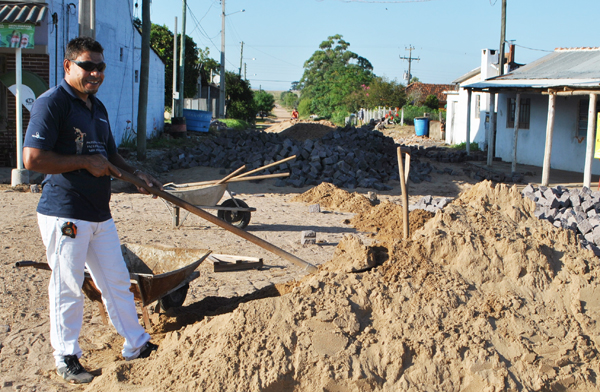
[31,132,45,140]
[74,127,86,155]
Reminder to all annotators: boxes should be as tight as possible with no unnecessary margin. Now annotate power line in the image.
[324,0,435,3]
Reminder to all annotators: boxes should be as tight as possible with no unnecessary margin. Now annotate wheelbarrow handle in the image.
[114,165,318,274]
[15,261,51,270]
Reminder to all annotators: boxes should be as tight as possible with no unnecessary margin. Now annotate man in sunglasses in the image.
[22,37,160,384]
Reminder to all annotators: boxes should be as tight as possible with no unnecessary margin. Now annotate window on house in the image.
[507,97,530,129]
[120,47,123,62]
[135,70,139,83]
[474,95,480,119]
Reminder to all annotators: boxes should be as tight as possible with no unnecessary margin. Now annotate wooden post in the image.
[511,93,521,173]
[584,93,598,188]
[487,92,496,167]
[397,147,410,240]
[541,93,556,186]
[466,90,472,155]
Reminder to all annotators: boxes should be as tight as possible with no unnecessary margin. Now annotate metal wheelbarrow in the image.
[163,183,255,229]
[16,243,211,328]
[160,156,297,230]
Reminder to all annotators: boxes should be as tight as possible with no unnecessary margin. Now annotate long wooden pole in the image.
[583,93,597,188]
[487,92,496,167]
[234,155,296,179]
[215,165,246,185]
[164,172,289,188]
[541,93,556,186]
[397,147,409,240]
[117,168,317,273]
[511,93,521,173]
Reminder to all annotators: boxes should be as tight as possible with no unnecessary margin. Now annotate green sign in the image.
[0,23,35,49]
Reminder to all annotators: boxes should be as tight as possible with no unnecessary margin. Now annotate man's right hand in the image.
[85,154,121,178]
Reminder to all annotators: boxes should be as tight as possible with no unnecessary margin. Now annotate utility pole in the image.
[399,45,419,84]
[172,16,178,115]
[178,0,186,117]
[136,0,150,160]
[238,41,244,77]
[498,0,507,75]
[219,0,226,118]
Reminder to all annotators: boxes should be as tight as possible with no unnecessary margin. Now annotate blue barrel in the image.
[183,109,212,132]
[414,117,430,137]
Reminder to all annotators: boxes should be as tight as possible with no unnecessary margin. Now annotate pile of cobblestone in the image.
[153,126,523,190]
[523,184,600,255]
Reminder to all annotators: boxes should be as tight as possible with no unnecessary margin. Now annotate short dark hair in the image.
[65,37,104,60]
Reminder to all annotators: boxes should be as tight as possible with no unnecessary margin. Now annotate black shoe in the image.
[136,341,158,360]
[56,355,94,384]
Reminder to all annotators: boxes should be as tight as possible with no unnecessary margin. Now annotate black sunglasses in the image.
[70,60,106,72]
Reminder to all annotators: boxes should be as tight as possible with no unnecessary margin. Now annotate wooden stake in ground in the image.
[116,167,318,273]
[397,147,411,239]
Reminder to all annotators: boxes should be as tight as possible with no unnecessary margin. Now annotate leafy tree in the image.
[197,47,219,87]
[345,77,407,112]
[225,71,255,123]
[254,90,275,117]
[424,94,439,109]
[280,91,299,109]
[298,34,374,118]
[135,20,200,108]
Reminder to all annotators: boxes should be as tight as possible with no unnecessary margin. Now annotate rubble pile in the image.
[154,126,504,190]
[523,183,600,256]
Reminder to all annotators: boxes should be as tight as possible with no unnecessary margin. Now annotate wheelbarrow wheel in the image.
[218,198,251,229]
[158,283,189,311]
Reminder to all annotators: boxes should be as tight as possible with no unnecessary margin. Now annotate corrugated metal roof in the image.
[500,48,600,81]
[463,48,600,91]
[0,2,47,25]
[464,79,600,90]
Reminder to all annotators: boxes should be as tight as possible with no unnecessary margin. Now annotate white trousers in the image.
[37,214,150,367]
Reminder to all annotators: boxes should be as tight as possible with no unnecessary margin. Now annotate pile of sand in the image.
[291,182,373,214]
[86,181,600,391]
[350,201,434,243]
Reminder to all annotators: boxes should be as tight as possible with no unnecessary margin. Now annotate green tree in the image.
[344,77,407,112]
[254,90,275,117]
[225,71,255,123]
[298,34,374,119]
[197,47,219,87]
[136,20,200,108]
[424,94,439,109]
[280,91,299,109]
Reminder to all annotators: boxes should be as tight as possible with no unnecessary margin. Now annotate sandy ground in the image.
[0,140,479,392]
[2,119,597,391]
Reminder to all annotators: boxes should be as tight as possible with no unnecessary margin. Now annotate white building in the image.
[446,47,600,186]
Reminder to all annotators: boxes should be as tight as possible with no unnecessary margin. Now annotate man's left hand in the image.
[134,170,163,198]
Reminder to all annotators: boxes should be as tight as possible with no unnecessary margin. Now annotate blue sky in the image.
[140,0,599,91]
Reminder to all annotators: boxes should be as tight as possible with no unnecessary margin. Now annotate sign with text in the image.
[0,24,35,49]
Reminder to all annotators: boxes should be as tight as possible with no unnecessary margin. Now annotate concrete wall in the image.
[445,87,487,148]
[495,93,600,175]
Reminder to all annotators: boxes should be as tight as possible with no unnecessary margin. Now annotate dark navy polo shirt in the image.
[24,79,117,222]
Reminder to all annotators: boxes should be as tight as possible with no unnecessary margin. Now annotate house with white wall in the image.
[465,48,600,187]
[0,0,165,167]
[445,49,500,149]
